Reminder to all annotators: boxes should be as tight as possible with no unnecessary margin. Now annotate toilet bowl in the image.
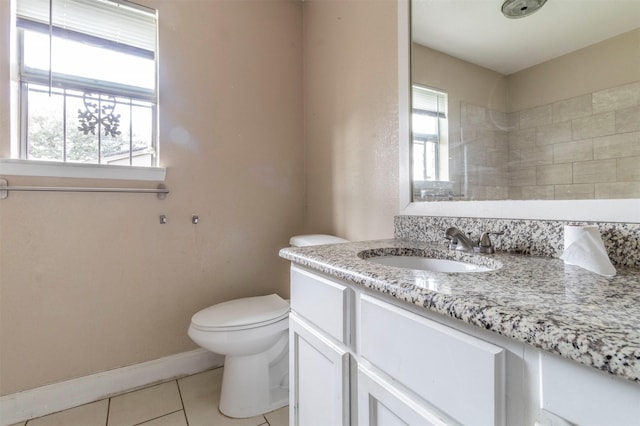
[188,234,348,418]
[188,294,290,418]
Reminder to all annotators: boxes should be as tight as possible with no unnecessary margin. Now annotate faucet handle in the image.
[479,231,504,247]
[476,231,504,254]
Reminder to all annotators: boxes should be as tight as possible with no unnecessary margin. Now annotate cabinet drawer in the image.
[290,266,349,344]
[359,294,505,426]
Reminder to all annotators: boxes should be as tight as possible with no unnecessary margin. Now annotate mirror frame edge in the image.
[397,1,640,224]
[398,0,412,213]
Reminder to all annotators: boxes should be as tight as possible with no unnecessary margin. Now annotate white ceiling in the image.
[412,0,640,75]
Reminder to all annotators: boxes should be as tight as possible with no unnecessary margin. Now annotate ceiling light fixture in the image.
[501,0,548,19]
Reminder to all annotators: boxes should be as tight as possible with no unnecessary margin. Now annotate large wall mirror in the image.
[410,0,640,205]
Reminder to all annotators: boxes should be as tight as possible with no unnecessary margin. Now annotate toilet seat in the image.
[190,294,289,332]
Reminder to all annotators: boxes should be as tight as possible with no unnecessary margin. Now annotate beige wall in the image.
[0,0,304,395]
[303,0,399,240]
[412,43,508,114]
[508,29,640,112]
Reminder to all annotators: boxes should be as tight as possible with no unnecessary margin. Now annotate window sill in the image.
[0,159,166,181]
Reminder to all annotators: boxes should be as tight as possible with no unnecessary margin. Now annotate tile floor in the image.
[10,368,289,426]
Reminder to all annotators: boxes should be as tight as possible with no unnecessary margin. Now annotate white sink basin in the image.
[365,256,493,273]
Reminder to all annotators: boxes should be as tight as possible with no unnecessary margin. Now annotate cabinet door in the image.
[539,352,640,425]
[359,294,505,426]
[289,312,350,426]
[358,364,457,426]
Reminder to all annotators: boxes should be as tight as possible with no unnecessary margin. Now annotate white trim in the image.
[401,199,640,223]
[0,349,223,426]
[0,159,166,181]
[398,0,411,212]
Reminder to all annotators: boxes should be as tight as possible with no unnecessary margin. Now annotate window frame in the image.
[412,109,442,181]
[411,84,448,183]
[3,0,165,181]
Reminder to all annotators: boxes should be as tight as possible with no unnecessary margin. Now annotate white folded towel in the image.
[560,224,616,277]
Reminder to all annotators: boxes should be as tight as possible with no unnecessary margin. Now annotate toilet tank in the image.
[289,234,349,247]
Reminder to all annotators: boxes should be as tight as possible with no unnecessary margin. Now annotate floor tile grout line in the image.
[108,378,178,400]
[180,409,189,426]
[105,396,111,426]
[131,408,185,426]
[22,397,112,426]
[175,377,189,426]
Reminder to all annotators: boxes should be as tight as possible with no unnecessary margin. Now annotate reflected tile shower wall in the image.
[442,81,640,202]
[507,81,640,200]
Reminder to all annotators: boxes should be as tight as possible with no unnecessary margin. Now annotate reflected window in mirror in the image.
[412,85,452,201]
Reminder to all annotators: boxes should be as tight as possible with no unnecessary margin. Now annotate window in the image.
[16,0,158,167]
[412,85,448,182]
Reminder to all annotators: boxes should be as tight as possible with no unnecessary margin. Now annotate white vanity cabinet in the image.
[289,266,505,426]
[289,265,640,426]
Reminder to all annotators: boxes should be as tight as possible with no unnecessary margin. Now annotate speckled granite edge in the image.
[280,239,640,383]
[394,215,640,268]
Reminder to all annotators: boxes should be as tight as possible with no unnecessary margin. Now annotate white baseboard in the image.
[0,349,224,426]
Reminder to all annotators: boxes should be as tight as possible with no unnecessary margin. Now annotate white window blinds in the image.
[413,85,447,117]
[16,0,156,54]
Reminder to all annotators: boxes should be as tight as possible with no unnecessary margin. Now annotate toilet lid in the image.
[191,294,289,331]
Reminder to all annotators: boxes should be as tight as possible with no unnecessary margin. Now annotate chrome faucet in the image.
[445,227,504,253]
[445,227,477,252]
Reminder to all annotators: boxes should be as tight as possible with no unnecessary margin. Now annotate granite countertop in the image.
[279,239,640,383]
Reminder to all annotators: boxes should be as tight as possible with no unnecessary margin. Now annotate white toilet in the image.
[187,234,348,418]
